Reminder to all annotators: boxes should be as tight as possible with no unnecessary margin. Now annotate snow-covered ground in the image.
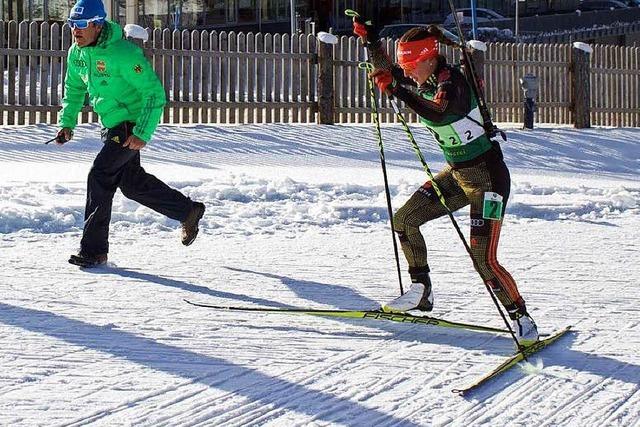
[0,122,638,426]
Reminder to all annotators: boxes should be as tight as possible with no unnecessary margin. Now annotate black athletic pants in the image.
[80,122,193,256]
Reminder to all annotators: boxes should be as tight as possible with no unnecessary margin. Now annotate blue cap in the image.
[69,0,107,22]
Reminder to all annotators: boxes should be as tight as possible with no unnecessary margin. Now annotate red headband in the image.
[397,37,439,68]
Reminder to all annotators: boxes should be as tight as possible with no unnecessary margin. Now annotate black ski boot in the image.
[68,252,108,268]
[409,266,434,311]
[181,202,206,246]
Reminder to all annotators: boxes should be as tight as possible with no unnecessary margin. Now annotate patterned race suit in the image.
[371,49,526,315]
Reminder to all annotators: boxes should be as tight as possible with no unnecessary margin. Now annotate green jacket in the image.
[59,20,166,142]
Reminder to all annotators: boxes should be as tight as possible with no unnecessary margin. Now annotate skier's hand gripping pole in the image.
[45,128,73,145]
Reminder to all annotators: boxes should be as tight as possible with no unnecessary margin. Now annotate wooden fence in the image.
[1,20,639,127]
[590,44,640,127]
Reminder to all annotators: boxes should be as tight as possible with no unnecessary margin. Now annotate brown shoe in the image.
[181,202,205,246]
[69,252,108,268]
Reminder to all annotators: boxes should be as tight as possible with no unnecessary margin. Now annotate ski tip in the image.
[451,388,467,396]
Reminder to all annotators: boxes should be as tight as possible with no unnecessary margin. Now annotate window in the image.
[238,0,255,22]
[139,0,169,28]
[204,0,225,24]
[48,0,71,21]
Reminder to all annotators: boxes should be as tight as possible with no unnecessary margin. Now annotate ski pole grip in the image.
[344,9,360,19]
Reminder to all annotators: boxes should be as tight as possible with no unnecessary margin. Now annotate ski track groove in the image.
[599,385,640,426]
[387,334,504,426]
[451,364,544,425]
[76,330,383,425]
[138,322,431,427]
[537,361,631,426]
[0,346,97,398]
[61,374,220,427]
[216,334,420,426]
[579,381,639,427]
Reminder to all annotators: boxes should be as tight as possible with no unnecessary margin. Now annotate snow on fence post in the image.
[316,34,334,124]
[571,42,592,129]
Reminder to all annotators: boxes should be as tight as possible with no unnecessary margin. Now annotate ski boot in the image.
[181,202,206,246]
[68,252,108,268]
[512,311,539,346]
[383,267,433,313]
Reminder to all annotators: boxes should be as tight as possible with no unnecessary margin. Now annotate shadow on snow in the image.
[0,302,419,426]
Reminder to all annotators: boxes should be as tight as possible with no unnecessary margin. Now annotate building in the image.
[0,0,470,33]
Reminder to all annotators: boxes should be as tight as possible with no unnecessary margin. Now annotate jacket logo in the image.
[111,136,120,143]
[134,64,142,74]
[73,59,87,67]
[96,60,106,73]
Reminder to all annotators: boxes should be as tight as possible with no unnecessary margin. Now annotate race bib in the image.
[483,192,503,220]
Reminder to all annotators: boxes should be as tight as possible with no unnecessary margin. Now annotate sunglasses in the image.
[398,60,420,72]
[67,17,102,29]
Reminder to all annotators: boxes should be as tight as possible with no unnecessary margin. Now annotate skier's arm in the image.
[352,20,416,87]
[367,44,416,87]
[119,44,166,143]
[58,47,88,130]
[394,70,470,123]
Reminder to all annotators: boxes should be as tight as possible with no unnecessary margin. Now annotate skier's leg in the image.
[384,167,469,312]
[79,125,138,256]
[393,166,469,270]
[451,157,524,310]
[455,156,538,342]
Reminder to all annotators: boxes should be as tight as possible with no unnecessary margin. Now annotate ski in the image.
[451,325,572,396]
[184,300,509,334]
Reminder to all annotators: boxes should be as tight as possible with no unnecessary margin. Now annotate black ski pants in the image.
[80,121,193,256]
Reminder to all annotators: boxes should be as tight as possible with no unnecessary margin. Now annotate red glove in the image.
[353,21,368,40]
[371,69,396,94]
[352,19,378,44]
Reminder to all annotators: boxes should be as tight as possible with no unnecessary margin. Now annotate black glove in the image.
[56,128,73,144]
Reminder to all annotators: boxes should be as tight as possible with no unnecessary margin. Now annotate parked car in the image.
[578,0,629,10]
[442,8,507,28]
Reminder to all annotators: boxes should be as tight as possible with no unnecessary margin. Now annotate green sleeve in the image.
[58,47,87,129]
[119,45,167,142]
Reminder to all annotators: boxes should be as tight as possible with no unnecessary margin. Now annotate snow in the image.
[1,122,639,425]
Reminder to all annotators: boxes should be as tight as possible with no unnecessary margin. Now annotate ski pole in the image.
[346,8,404,296]
[358,61,404,296]
[444,1,495,137]
[388,97,524,353]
